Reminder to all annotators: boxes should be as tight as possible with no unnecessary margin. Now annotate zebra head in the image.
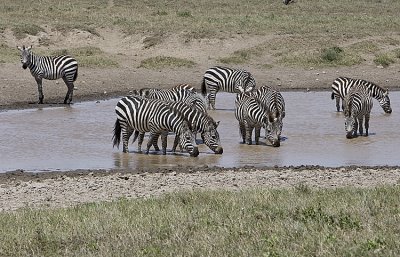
[266,110,281,147]
[379,89,392,113]
[344,116,357,139]
[17,45,32,70]
[178,122,199,157]
[201,120,223,154]
[344,97,356,138]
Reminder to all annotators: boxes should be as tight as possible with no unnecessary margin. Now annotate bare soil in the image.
[1,30,400,211]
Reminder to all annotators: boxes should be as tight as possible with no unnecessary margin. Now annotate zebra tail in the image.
[331,92,335,100]
[73,70,78,82]
[112,119,121,148]
[201,78,207,96]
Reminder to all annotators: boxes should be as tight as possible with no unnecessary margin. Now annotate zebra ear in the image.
[215,120,220,127]
[27,45,32,51]
[17,46,22,51]
[385,88,389,95]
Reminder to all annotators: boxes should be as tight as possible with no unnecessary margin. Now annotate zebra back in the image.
[18,46,78,81]
[202,66,256,94]
[331,77,392,113]
[114,95,198,156]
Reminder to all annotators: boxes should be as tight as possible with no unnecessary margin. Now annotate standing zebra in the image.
[343,86,373,139]
[331,77,391,113]
[235,93,280,146]
[113,95,199,157]
[252,86,285,140]
[201,66,256,110]
[17,45,78,104]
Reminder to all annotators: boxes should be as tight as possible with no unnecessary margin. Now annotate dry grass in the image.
[2,0,400,67]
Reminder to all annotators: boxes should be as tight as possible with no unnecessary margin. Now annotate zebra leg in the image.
[35,77,44,104]
[239,122,246,144]
[146,132,157,154]
[245,123,253,145]
[62,77,74,104]
[208,89,217,110]
[161,131,168,155]
[255,126,261,145]
[335,96,341,112]
[358,117,364,136]
[152,133,161,151]
[122,128,133,153]
[353,119,359,137]
[364,114,370,136]
[137,132,145,153]
[172,134,180,152]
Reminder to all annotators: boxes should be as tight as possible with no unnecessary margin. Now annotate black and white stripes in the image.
[17,45,78,104]
[331,77,392,114]
[343,85,373,139]
[113,95,199,156]
[201,66,256,110]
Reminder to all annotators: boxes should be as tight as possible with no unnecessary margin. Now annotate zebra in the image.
[139,84,196,101]
[113,95,199,157]
[235,93,280,146]
[252,86,285,140]
[343,86,373,139]
[331,77,392,114]
[201,66,256,110]
[284,0,292,4]
[172,83,197,93]
[140,100,223,154]
[17,45,78,104]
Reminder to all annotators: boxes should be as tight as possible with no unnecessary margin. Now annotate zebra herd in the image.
[331,77,392,139]
[17,47,394,157]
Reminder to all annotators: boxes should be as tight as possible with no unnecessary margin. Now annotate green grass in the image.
[139,56,196,69]
[0,186,400,256]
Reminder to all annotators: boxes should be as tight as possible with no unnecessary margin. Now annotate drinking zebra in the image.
[139,100,223,154]
[252,86,285,140]
[201,66,256,110]
[113,95,199,157]
[343,86,373,139]
[235,93,280,146]
[17,45,78,104]
[331,77,392,113]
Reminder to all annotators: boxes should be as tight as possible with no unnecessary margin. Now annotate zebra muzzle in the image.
[22,64,28,69]
[213,146,223,154]
[271,140,281,147]
[190,147,199,157]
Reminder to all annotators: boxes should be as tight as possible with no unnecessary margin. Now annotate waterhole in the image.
[0,91,399,172]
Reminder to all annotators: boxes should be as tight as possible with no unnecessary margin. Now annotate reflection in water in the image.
[0,91,399,172]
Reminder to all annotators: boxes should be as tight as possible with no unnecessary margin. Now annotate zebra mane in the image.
[168,105,195,131]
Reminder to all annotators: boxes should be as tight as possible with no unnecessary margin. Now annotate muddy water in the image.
[0,92,399,172]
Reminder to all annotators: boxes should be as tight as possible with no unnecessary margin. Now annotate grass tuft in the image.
[374,53,395,67]
[139,56,196,69]
[50,47,118,68]
[12,24,44,39]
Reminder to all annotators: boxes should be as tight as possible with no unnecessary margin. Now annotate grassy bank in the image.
[2,1,400,68]
[1,186,399,256]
